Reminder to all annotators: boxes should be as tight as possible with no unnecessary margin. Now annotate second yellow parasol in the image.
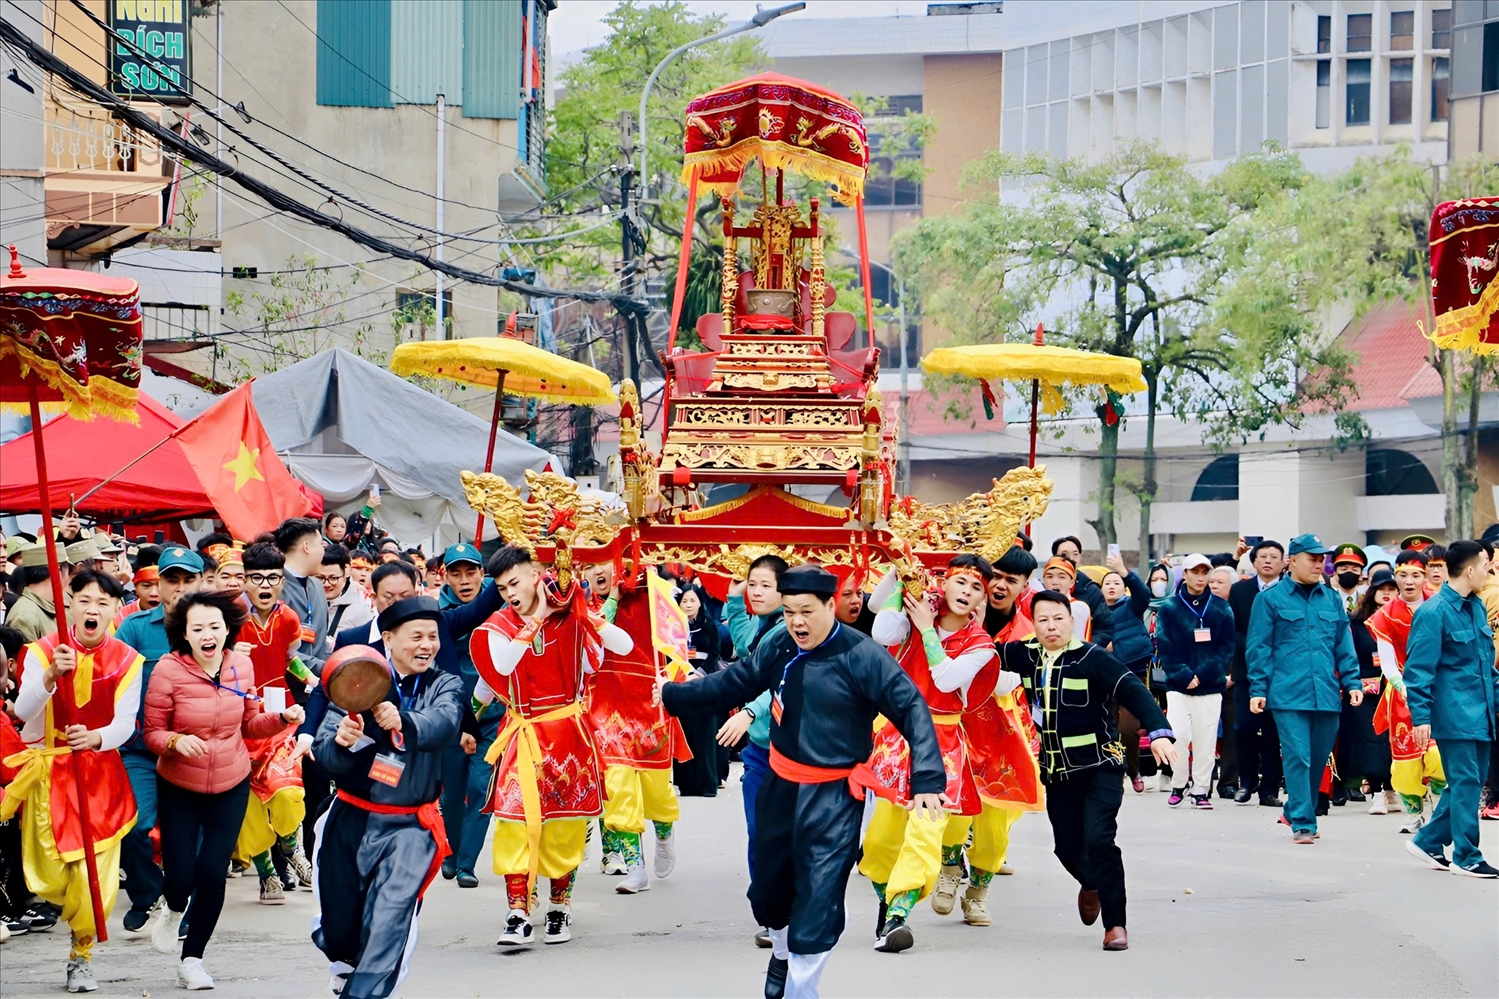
[920,324,1146,468]
[390,325,617,541]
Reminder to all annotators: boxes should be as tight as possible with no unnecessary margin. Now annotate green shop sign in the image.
[107,0,192,104]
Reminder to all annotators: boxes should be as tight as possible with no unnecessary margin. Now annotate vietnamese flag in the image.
[175,381,318,539]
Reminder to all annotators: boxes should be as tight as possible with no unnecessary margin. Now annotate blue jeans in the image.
[120,749,163,911]
[1415,738,1489,869]
[1276,709,1339,833]
[456,714,503,874]
[740,741,769,879]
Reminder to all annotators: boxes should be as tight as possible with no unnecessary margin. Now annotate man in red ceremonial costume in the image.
[858,555,995,954]
[470,547,632,947]
[937,545,1044,925]
[232,542,316,901]
[2,569,142,993]
[111,561,160,632]
[1368,550,1445,834]
[580,562,689,894]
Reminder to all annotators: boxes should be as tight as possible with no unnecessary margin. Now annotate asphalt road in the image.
[3,772,1495,998]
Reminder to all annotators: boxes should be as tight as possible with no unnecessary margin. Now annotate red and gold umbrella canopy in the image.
[0,246,143,420]
[0,244,144,945]
[1426,197,1499,354]
[681,72,869,206]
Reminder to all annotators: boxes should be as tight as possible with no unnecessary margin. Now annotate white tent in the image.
[251,349,555,547]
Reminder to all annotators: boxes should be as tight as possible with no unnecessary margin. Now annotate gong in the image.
[323,644,395,714]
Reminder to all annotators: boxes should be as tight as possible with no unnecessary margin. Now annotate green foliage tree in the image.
[222,254,378,376]
[1285,151,1499,539]
[896,142,1364,552]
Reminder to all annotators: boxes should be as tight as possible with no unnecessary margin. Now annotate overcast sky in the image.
[549,1,932,56]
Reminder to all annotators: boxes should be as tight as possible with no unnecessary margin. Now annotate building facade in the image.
[1448,0,1499,157]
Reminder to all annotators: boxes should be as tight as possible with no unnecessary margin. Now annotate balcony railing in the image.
[44,92,171,252]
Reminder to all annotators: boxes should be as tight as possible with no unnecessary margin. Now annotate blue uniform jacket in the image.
[1404,584,1499,742]
[1245,579,1359,712]
[114,605,170,754]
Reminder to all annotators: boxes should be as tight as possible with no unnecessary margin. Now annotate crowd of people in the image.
[0,509,1495,998]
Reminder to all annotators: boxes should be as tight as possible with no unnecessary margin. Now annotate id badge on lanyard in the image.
[368,675,420,784]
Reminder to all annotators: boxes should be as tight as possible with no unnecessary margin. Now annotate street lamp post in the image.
[636,3,805,200]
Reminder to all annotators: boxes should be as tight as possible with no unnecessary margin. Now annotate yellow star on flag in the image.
[223,441,265,492]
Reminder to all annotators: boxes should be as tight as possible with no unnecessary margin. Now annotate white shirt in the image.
[15,648,141,752]
[870,609,1016,707]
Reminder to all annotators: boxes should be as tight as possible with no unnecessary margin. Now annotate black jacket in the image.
[999,639,1171,784]
[1107,570,1154,668]
[663,622,945,796]
[1229,576,1276,683]
[1072,570,1116,650]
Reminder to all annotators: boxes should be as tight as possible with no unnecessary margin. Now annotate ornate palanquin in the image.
[463,76,1053,591]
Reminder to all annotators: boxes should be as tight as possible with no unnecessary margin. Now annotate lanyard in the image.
[197,667,260,702]
[396,672,425,713]
[1176,591,1212,630]
[775,623,842,706]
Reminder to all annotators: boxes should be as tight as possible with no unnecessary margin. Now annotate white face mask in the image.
[1150,581,1169,598]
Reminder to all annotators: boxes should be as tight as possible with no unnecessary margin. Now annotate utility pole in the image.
[435,93,446,338]
[618,111,640,388]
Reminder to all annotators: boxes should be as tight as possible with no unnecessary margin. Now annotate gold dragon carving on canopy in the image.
[886,464,1055,563]
[460,468,625,586]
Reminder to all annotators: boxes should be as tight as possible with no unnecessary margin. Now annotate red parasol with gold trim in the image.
[1,244,144,943]
[1424,197,1499,354]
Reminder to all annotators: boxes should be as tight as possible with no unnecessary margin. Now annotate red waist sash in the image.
[336,790,450,900]
[769,744,902,804]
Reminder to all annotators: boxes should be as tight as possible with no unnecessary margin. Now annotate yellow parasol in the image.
[390,322,617,541]
[920,324,1146,468]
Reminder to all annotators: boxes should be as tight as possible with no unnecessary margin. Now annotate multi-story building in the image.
[1001,1,1451,169]
[1448,0,1499,157]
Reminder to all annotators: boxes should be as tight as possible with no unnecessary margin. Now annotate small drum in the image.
[322,644,394,714]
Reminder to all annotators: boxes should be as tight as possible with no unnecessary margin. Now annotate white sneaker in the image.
[600,851,626,875]
[287,845,314,888]
[152,906,186,955]
[1156,773,1172,792]
[497,908,534,947]
[654,831,676,879]
[327,972,349,996]
[177,956,214,990]
[616,864,650,894]
[543,906,572,944]
[1399,813,1426,834]
[1367,794,1389,815]
[66,956,97,993]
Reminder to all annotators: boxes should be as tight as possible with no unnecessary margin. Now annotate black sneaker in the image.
[497,908,533,947]
[24,906,58,932]
[1451,860,1499,879]
[456,869,479,889]
[754,927,772,949]
[441,858,458,881]
[765,956,788,999]
[122,904,157,933]
[1347,787,1366,802]
[873,915,914,953]
[1217,783,1237,800]
[3,914,28,936]
[1259,792,1283,807]
[874,899,887,939]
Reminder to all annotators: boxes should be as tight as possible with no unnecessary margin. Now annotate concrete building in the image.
[759,1,1478,556]
[1448,0,1499,157]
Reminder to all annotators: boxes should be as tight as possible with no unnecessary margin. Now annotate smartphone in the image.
[1243,535,1263,548]
[1168,554,1184,567]
[370,484,381,500]
[1107,543,1121,561]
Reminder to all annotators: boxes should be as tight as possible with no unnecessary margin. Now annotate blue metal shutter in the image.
[390,0,464,105]
[315,0,393,108]
[462,0,520,120]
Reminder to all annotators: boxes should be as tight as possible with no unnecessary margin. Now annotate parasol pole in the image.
[1025,323,1046,536]
[474,369,508,544]
[26,383,109,945]
[855,197,876,349]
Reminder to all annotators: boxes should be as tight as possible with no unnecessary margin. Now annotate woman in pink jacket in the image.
[142,591,304,990]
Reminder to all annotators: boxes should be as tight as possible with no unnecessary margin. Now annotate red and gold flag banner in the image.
[646,572,691,680]
[681,73,868,206]
[1426,196,1499,354]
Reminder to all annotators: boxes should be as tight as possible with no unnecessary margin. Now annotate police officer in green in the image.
[1404,539,1499,878]
[1246,533,1363,843]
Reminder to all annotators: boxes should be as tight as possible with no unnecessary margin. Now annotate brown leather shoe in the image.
[1102,926,1129,951]
[1077,889,1100,926]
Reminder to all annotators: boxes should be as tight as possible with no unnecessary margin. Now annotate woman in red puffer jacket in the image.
[142,591,304,989]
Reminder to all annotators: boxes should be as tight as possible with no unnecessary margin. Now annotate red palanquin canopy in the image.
[0,248,144,421]
[0,394,217,521]
[681,72,868,206]
[1428,196,1499,354]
